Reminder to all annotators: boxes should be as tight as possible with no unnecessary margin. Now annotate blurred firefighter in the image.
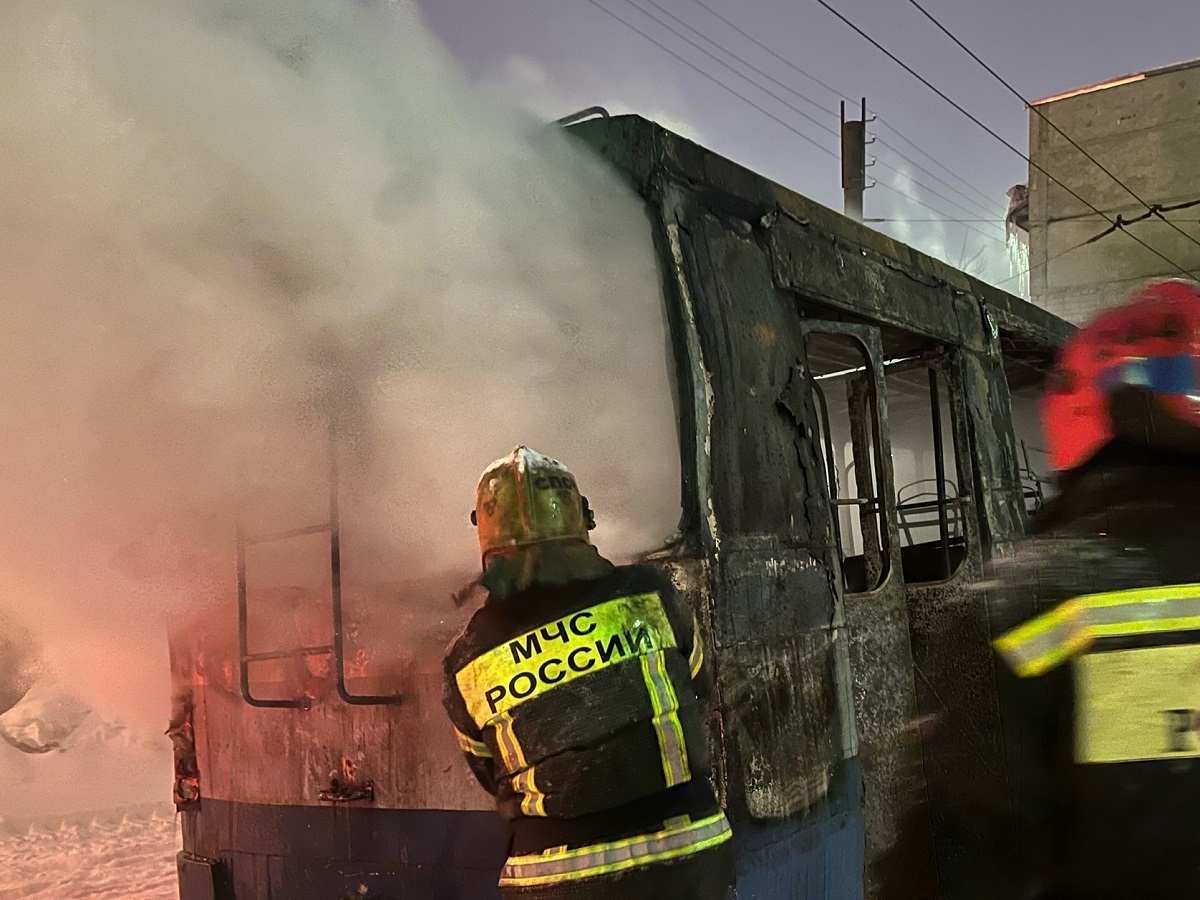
[991,278,1200,898]
[442,446,735,900]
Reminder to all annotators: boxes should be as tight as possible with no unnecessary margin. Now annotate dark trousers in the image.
[500,838,736,900]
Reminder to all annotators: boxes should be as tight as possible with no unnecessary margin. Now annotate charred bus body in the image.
[171,113,1070,900]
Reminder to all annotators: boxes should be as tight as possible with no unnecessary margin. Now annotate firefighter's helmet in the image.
[471,446,596,563]
[1043,278,1200,471]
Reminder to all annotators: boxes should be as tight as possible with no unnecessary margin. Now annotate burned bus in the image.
[169,112,1070,900]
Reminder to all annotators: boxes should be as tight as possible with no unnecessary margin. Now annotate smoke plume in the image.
[0,0,680,727]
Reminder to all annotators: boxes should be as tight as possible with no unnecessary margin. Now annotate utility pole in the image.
[841,98,868,223]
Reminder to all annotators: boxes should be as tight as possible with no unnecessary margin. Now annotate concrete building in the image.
[1025,57,1200,324]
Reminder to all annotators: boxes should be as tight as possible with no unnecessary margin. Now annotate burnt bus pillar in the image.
[653,201,867,900]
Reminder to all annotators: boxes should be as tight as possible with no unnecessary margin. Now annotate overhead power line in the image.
[873,115,1004,212]
[902,0,1200,261]
[874,137,1005,219]
[999,198,1200,288]
[993,205,1197,288]
[691,0,847,105]
[1065,197,1200,245]
[619,0,843,150]
[607,0,1007,244]
[876,149,1004,223]
[686,0,1005,219]
[581,0,838,161]
[583,0,1005,245]
[641,0,835,123]
[1049,196,1200,225]
[813,0,1198,280]
[871,181,1005,247]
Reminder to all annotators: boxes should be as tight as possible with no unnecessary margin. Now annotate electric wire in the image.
[870,181,1004,250]
[875,154,1006,226]
[903,0,1200,260]
[584,0,1004,245]
[691,0,848,105]
[874,136,1006,219]
[617,0,848,156]
[813,0,1199,280]
[582,0,839,161]
[874,116,1006,212]
[1075,197,1200,241]
[686,0,1005,217]
[611,0,1007,244]
[998,201,1200,287]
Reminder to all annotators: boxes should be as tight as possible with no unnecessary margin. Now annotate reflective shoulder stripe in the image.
[1085,583,1200,607]
[688,615,704,679]
[1085,585,1200,638]
[995,584,1200,677]
[455,592,678,727]
[454,728,492,758]
[498,812,733,887]
[994,599,1088,678]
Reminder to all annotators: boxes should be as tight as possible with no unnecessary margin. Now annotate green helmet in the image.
[471,446,596,564]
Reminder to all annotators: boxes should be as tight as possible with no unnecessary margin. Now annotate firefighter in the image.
[442,446,736,900]
[991,278,1200,898]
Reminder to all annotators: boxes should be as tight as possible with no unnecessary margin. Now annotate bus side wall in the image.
[579,115,1069,899]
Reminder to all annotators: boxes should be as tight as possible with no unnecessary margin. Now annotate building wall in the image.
[1028,61,1200,325]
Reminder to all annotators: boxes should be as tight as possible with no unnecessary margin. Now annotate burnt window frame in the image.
[998,328,1061,523]
[883,351,972,586]
[803,325,896,597]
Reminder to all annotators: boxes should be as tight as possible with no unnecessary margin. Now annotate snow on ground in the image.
[0,805,180,900]
[0,679,180,898]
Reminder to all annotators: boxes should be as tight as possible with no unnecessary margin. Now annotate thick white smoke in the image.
[0,0,680,727]
[878,163,1009,286]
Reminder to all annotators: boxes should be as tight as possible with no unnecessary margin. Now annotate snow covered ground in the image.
[0,805,180,900]
[0,680,179,898]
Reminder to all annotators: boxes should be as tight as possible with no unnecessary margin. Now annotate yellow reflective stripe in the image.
[456,593,678,727]
[1082,584,1200,607]
[640,651,691,787]
[1000,624,1092,678]
[1086,590,1200,637]
[492,713,547,815]
[994,599,1088,677]
[454,728,492,758]
[1092,615,1200,637]
[995,585,1200,677]
[514,767,547,816]
[492,712,527,770]
[498,812,733,887]
[688,616,704,679]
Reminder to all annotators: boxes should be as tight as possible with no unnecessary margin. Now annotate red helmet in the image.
[1042,278,1200,472]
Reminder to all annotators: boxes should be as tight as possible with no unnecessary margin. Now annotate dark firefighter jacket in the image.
[991,440,1200,899]
[442,562,732,891]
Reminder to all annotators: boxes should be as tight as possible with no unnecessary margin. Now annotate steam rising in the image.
[0,0,680,726]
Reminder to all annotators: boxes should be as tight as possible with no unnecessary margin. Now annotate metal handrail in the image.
[236,434,402,709]
[327,443,402,706]
[236,526,316,710]
[553,106,611,127]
